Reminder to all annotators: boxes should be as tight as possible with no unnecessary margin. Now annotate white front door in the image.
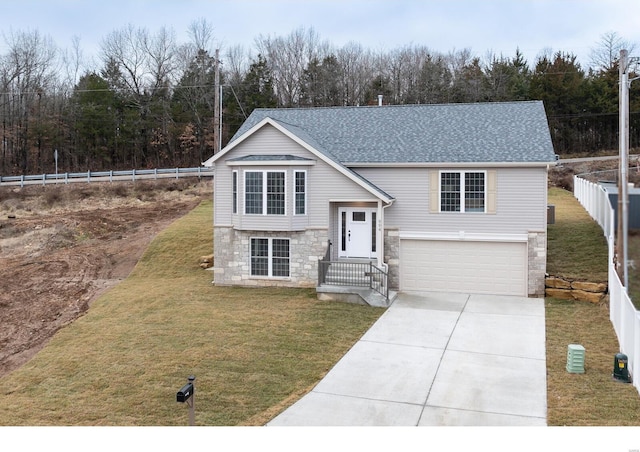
[338,208,376,258]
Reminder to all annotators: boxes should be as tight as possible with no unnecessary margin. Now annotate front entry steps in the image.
[316,285,397,307]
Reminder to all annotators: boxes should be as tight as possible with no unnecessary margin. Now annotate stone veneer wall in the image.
[213,226,328,288]
[383,228,400,290]
[528,231,547,297]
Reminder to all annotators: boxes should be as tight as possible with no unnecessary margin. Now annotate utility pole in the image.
[618,49,630,290]
[213,48,221,154]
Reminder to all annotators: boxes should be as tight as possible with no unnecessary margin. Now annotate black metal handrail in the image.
[323,240,332,262]
[318,259,389,301]
[318,241,331,287]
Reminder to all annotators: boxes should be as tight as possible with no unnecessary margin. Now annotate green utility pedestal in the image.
[566,344,585,374]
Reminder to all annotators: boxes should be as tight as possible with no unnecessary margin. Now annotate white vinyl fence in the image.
[574,175,640,392]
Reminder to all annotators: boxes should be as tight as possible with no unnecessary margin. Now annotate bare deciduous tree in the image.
[255,26,327,106]
[1,29,58,172]
[336,41,374,105]
[188,17,216,54]
[590,31,636,72]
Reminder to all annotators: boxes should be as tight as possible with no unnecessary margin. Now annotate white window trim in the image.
[249,237,291,278]
[243,170,287,216]
[439,170,487,213]
[294,170,307,216]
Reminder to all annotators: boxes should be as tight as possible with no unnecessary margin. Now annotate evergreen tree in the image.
[530,52,586,114]
[70,72,120,168]
[224,54,277,139]
[417,54,452,104]
[530,52,587,153]
[484,49,530,102]
[300,55,341,107]
[363,74,393,105]
[451,57,487,103]
[171,49,217,164]
[96,60,139,168]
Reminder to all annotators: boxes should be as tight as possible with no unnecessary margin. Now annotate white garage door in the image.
[400,240,527,296]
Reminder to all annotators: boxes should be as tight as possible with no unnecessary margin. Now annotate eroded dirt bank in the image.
[0,180,209,378]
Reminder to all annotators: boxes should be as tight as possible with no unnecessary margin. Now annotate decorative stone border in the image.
[545,275,608,303]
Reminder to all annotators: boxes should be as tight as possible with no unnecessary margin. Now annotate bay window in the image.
[245,171,286,215]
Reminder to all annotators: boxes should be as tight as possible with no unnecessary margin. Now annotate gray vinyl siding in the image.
[215,125,377,230]
[213,163,232,224]
[352,166,547,234]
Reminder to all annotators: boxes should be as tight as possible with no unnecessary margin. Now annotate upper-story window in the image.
[245,171,286,215]
[294,170,306,215]
[440,171,486,213]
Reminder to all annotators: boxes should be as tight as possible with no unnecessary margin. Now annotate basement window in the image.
[250,237,290,277]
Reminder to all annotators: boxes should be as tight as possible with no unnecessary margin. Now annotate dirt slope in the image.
[0,180,210,378]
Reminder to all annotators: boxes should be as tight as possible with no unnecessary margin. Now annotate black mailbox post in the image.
[176,375,196,425]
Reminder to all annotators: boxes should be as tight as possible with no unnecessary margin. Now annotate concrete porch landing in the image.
[316,285,397,307]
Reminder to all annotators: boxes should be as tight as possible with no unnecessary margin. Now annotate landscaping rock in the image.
[571,281,607,293]
[545,288,574,300]
[545,276,572,289]
[571,289,604,304]
[545,275,608,304]
[199,254,214,269]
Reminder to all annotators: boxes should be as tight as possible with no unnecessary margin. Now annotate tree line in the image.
[1,22,638,176]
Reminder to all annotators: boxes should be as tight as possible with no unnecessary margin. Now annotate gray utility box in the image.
[599,181,640,230]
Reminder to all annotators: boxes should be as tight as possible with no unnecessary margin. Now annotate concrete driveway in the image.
[267,291,547,426]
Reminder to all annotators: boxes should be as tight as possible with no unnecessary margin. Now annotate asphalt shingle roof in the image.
[230,101,556,164]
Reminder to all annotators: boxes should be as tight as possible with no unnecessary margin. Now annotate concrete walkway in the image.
[267,291,547,426]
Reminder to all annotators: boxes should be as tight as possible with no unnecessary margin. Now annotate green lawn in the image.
[547,187,608,283]
[0,200,383,425]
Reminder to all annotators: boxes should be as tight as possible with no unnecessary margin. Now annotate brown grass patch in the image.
[545,297,640,425]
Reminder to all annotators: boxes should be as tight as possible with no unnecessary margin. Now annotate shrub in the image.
[44,189,63,206]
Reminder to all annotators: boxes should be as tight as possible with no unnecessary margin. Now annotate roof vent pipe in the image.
[378,94,383,106]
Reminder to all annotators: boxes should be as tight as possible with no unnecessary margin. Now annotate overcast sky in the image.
[3,0,640,69]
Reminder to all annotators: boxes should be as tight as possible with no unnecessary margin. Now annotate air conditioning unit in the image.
[547,205,555,225]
